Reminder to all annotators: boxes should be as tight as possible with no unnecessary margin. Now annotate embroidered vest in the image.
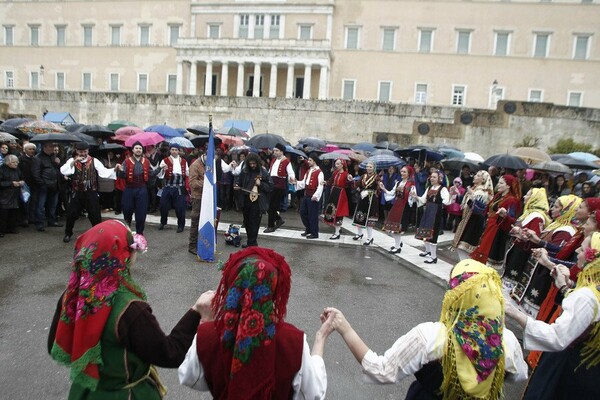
[269,157,290,189]
[304,167,321,197]
[163,157,187,185]
[71,157,98,192]
[125,156,150,186]
[332,170,348,188]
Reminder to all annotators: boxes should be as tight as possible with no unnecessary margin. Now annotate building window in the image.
[138,74,148,92]
[109,73,119,91]
[452,85,466,106]
[111,25,121,46]
[418,28,434,53]
[139,25,151,46]
[342,80,355,101]
[494,32,510,56]
[346,27,360,49]
[169,24,180,46]
[238,15,249,39]
[382,27,396,51]
[82,73,92,90]
[378,81,392,102]
[533,33,550,58]
[30,71,39,89]
[83,25,93,47]
[527,89,543,102]
[568,91,582,107]
[415,83,428,104]
[4,25,14,46]
[573,35,591,60]
[208,24,220,39]
[167,74,176,94]
[456,30,471,54]
[5,71,14,88]
[30,25,40,46]
[255,15,265,39]
[56,25,66,46]
[270,15,280,39]
[55,72,65,90]
[299,25,312,40]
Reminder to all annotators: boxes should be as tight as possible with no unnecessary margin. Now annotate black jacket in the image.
[0,164,23,209]
[235,166,273,213]
[18,154,36,186]
[32,152,60,190]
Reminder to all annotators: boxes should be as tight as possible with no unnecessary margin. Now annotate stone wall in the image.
[1,90,599,157]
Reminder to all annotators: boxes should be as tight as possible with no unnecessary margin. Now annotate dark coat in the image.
[19,154,36,187]
[235,165,273,213]
[32,151,60,190]
[0,164,23,209]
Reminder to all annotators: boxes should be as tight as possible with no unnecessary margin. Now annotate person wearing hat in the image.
[295,154,324,239]
[158,143,189,233]
[60,141,117,243]
[115,141,160,235]
[264,143,296,233]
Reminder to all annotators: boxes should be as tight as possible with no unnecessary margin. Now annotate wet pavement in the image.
[0,208,527,399]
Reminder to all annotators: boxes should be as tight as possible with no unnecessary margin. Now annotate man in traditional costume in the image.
[264,143,296,233]
[158,143,189,233]
[296,154,324,239]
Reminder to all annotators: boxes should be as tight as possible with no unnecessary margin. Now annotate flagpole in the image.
[197,114,217,262]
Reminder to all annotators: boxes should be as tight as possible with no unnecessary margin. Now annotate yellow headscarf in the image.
[439,259,505,400]
[544,194,583,232]
[571,232,600,368]
[518,188,551,226]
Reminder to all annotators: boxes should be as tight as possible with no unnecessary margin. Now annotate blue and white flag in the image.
[197,122,217,261]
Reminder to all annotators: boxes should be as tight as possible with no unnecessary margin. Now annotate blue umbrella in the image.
[285,145,307,158]
[168,136,194,149]
[438,147,465,159]
[569,152,599,163]
[145,124,182,138]
[359,154,406,170]
[351,142,376,153]
[395,146,445,162]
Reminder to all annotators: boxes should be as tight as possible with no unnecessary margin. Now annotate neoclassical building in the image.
[1,0,599,109]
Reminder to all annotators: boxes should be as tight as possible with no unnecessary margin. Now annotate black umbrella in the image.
[284,145,307,158]
[95,143,126,152]
[440,158,482,172]
[245,133,289,149]
[222,127,249,138]
[70,132,98,147]
[483,154,529,170]
[30,133,81,143]
[77,124,114,139]
[65,123,86,133]
[554,156,598,170]
[0,117,34,138]
[351,142,376,153]
[395,146,445,162]
[189,134,222,148]
[187,125,210,135]
[298,137,327,149]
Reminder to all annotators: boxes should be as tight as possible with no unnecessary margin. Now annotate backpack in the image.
[224,224,241,247]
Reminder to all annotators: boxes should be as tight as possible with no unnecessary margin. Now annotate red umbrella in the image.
[115,126,144,136]
[215,134,244,146]
[124,131,164,147]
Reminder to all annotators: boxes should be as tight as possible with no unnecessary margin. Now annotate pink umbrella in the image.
[115,126,144,136]
[124,131,164,147]
[321,144,340,153]
[216,134,244,146]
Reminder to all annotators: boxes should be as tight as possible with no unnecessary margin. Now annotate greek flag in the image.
[197,122,217,261]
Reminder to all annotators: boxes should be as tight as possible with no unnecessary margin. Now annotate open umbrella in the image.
[70,132,99,147]
[359,154,406,170]
[65,123,86,133]
[246,133,289,149]
[395,146,445,162]
[124,131,164,148]
[372,149,396,156]
[108,120,138,131]
[189,134,222,148]
[298,137,327,149]
[216,134,244,146]
[115,126,144,137]
[483,154,529,170]
[512,147,552,165]
[319,151,350,161]
[168,136,194,149]
[284,145,307,158]
[220,126,249,138]
[440,158,482,172]
[531,160,573,175]
[187,125,210,135]
[0,117,34,136]
[320,144,340,153]
[228,145,258,154]
[464,152,485,162]
[77,124,114,139]
[348,152,367,162]
[569,152,600,163]
[30,133,81,143]
[17,120,66,135]
[96,143,125,152]
[351,142,376,153]
[438,147,465,159]
[554,156,598,170]
[0,131,18,142]
[145,124,182,139]
[375,141,400,150]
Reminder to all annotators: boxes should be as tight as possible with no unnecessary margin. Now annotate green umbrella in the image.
[108,120,138,132]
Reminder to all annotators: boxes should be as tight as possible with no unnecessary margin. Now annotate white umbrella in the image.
[464,152,484,162]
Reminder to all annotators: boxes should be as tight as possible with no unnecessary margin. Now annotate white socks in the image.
[366,227,373,240]
[392,233,402,249]
[429,244,437,260]
[334,226,341,235]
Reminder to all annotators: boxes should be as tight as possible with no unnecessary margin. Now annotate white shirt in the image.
[178,334,327,400]
[60,156,116,180]
[270,157,296,181]
[523,287,600,352]
[159,156,190,178]
[295,167,324,201]
[415,185,451,207]
[361,321,528,384]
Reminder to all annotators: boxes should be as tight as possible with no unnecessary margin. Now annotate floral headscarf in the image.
[50,220,145,391]
[518,187,551,225]
[211,247,292,397]
[545,194,583,232]
[439,259,505,400]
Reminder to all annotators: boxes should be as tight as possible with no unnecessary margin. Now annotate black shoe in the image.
[419,251,431,257]
[389,247,402,254]
[424,257,438,264]
[158,224,165,230]
[352,234,364,241]
[48,222,63,227]
[36,226,45,232]
[63,235,71,243]
[176,227,184,233]
[188,248,197,255]
[300,231,310,237]
[264,227,276,233]
[363,238,374,246]
[306,234,318,239]
[329,234,340,240]
[274,219,285,229]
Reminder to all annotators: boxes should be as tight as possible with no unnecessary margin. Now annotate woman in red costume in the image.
[380,165,415,254]
[322,158,352,240]
[470,174,522,270]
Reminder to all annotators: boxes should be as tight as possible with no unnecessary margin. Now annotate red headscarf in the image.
[501,174,521,199]
[211,247,292,398]
[335,158,348,170]
[50,220,145,390]
[403,165,416,183]
[586,197,600,217]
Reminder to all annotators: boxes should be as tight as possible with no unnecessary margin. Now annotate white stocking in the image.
[334,226,341,235]
[429,244,437,260]
[392,233,402,248]
[366,227,373,240]
[424,241,431,254]
[356,227,363,236]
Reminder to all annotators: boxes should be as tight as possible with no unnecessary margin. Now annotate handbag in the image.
[20,182,31,203]
[383,182,397,202]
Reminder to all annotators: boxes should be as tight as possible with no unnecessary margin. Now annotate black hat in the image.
[274,143,286,152]
[75,142,89,150]
[130,141,144,149]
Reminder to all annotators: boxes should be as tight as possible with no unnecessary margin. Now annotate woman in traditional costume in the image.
[502,188,551,291]
[470,175,522,270]
[322,259,528,399]
[412,170,451,264]
[381,165,415,254]
[178,247,334,399]
[48,220,204,399]
[452,170,495,260]
[352,161,380,246]
[323,158,352,240]
[506,232,600,399]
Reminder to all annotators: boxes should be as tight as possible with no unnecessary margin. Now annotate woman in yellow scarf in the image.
[322,260,528,399]
[506,232,600,399]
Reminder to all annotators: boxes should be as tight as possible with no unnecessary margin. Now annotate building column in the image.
[286,63,294,98]
[205,61,213,96]
[176,60,183,95]
[318,65,328,100]
[303,64,312,99]
[189,61,197,95]
[252,63,261,97]
[236,63,244,97]
[269,63,278,98]
[220,62,229,96]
